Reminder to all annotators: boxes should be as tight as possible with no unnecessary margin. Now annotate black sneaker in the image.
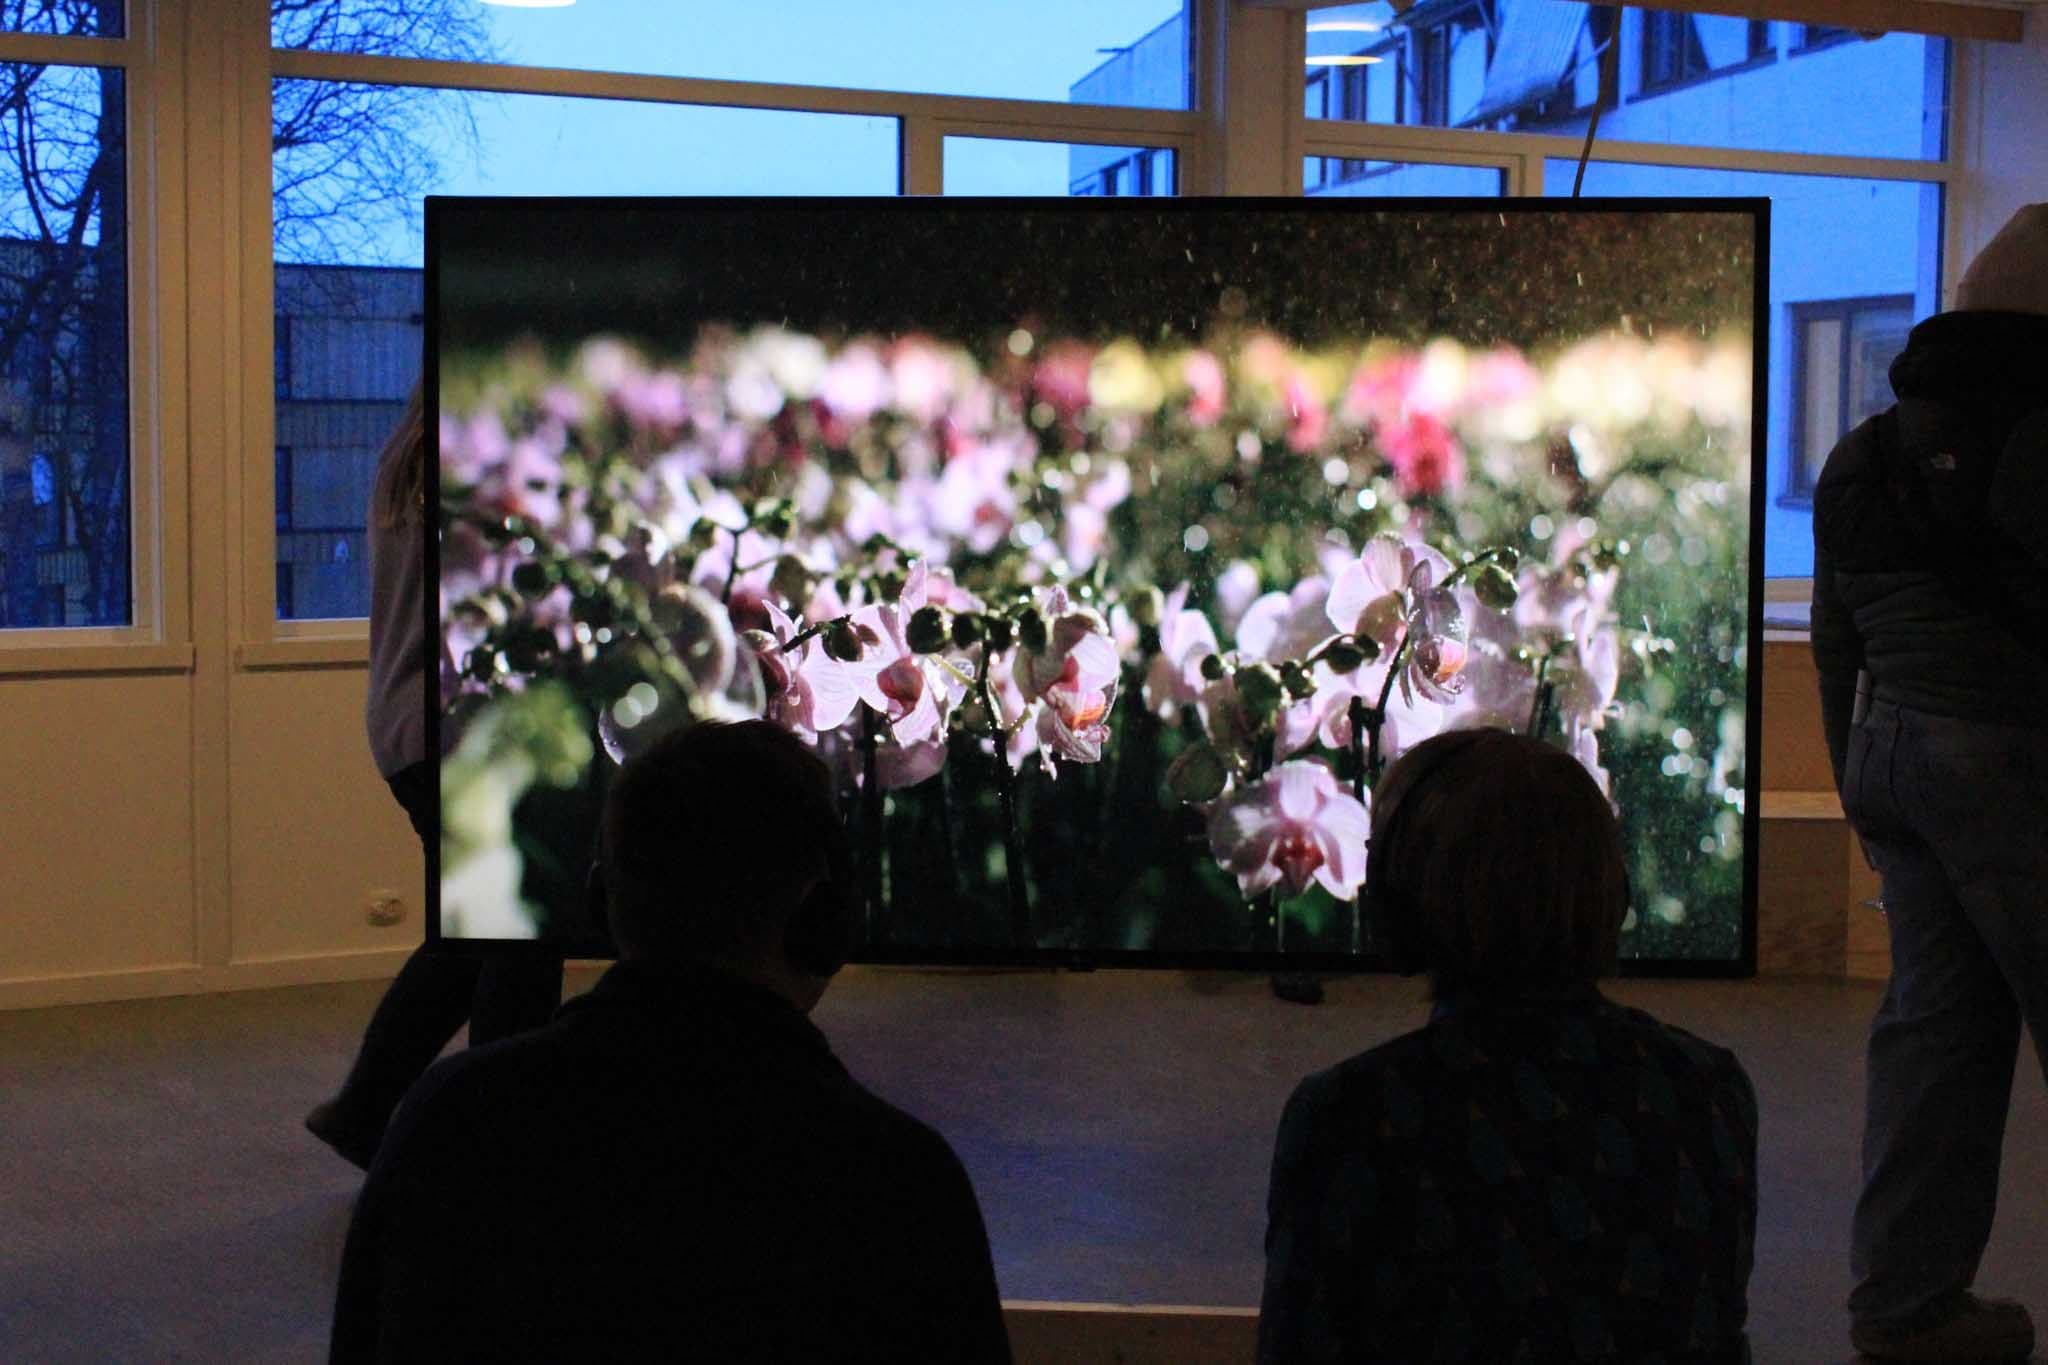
[304,1100,382,1172]
[1852,1293,2035,1362]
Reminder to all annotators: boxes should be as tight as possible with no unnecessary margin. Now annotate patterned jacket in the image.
[1259,989,1757,1364]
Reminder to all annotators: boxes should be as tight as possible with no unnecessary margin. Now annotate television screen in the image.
[430,198,1763,969]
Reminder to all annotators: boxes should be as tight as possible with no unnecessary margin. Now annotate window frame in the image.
[238,25,1205,661]
[0,18,192,673]
[1783,292,1916,505]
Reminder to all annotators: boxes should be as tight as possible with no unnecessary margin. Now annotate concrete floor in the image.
[1,967,2043,1363]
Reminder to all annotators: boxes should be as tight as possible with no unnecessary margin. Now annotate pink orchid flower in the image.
[1401,571,1471,707]
[1237,576,1335,663]
[889,335,956,425]
[1342,351,1419,428]
[840,563,951,744]
[932,439,1022,555]
[1142,584,1220,719]
[1303,658,1448,755]
[1206,760,1371,900]
[440,409,508,487]
[818,340,891,425]
[1183,350,1226,426]
[1212,561,1263,638]
[1553,605,1621,736]
[1571,727,1613,799]
[1283,374,1329,453]
[1380,411,1466,497]
[877,736,949,790]
[1325,535,1454,655]
[752,601,861,738]
[1014,588,1120,773]
[1061,460,1132,573]
[1032,340,1096,418]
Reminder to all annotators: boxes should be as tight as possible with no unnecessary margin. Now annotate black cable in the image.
[1572,9,1623,198]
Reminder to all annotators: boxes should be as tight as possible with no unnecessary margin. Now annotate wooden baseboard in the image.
[0,947,412,1012]
[1003,1302,1259,1364]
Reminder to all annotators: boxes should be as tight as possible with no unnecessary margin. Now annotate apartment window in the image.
[1300,1,1943,161]
[1787,296,1914,501]
[0,60,130,629]
[1796,24,1858,53]
[941,138,1177,197]
[1304,157,1505,197]
[1641,12,1770,92]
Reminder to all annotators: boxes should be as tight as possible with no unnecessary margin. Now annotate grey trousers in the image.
[1840,698,2048,1331]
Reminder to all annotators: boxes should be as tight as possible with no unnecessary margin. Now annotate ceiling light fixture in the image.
[1306,19,1384,33]
[1304,53,1384,65]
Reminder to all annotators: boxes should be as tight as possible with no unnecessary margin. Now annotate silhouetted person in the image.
[329,719,1011,1364]
[1258,728,1757,1364]
[1812,204,2048,1364]
[305,383,564,1171]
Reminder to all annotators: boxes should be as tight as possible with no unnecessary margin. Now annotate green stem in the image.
[978,648,1032,948]
[1348,693,1371,955]
[1527,653,1556,738]
[720,523,746,606]
[858,705,884,945]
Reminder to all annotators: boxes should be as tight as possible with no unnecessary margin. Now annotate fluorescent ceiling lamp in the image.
[1307,19,1384,32]
[1305,53,1384,64]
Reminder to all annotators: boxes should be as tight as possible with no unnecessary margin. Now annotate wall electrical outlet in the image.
[365,891,406,927]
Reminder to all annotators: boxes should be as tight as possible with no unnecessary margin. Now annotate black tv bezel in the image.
[424,193,1767,979]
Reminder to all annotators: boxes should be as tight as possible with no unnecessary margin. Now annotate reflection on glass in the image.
[273,0,1192,111]
[944,139,1177,197]
[1304,157,1504,197]
[1296,0,1945,162]
[270,81,898,619]
[1546,159,1938,579]
[0,63,129,629]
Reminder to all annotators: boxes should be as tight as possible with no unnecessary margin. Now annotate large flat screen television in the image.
[429,197,1764,972]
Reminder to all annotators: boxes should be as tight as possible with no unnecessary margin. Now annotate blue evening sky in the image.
[323,0,1183,264]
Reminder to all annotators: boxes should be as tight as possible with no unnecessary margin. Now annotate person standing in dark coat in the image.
[1811,203,2048,1365]
[1258,729,1758,1365]
[329,719,1012,1365]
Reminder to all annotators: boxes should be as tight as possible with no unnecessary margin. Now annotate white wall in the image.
[1951,18,2048,284]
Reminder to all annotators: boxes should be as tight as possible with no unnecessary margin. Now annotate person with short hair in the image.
[329,720,1012,1364]
[1257,728,1757,1364]
[1812,203,2048,1364]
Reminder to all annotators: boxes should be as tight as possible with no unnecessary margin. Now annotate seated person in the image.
[1257,728,1757,1364]
[330,720,1012,1364]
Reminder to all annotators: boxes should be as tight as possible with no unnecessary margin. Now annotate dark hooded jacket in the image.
[1809,310,2048,787]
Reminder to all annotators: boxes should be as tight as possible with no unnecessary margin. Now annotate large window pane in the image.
[271,82,897,620]
[1,1,123,38]
[1296,0,1946,162]
[944,138,1176,196]
[0,63,128,629]
[1303,156,1504,197]
[273,0,1191,111]
[1546,161,1941,578]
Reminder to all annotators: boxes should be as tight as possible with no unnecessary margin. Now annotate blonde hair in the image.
[371,381,427,529]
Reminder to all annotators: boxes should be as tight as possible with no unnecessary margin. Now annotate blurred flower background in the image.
[437,317,1751,961]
